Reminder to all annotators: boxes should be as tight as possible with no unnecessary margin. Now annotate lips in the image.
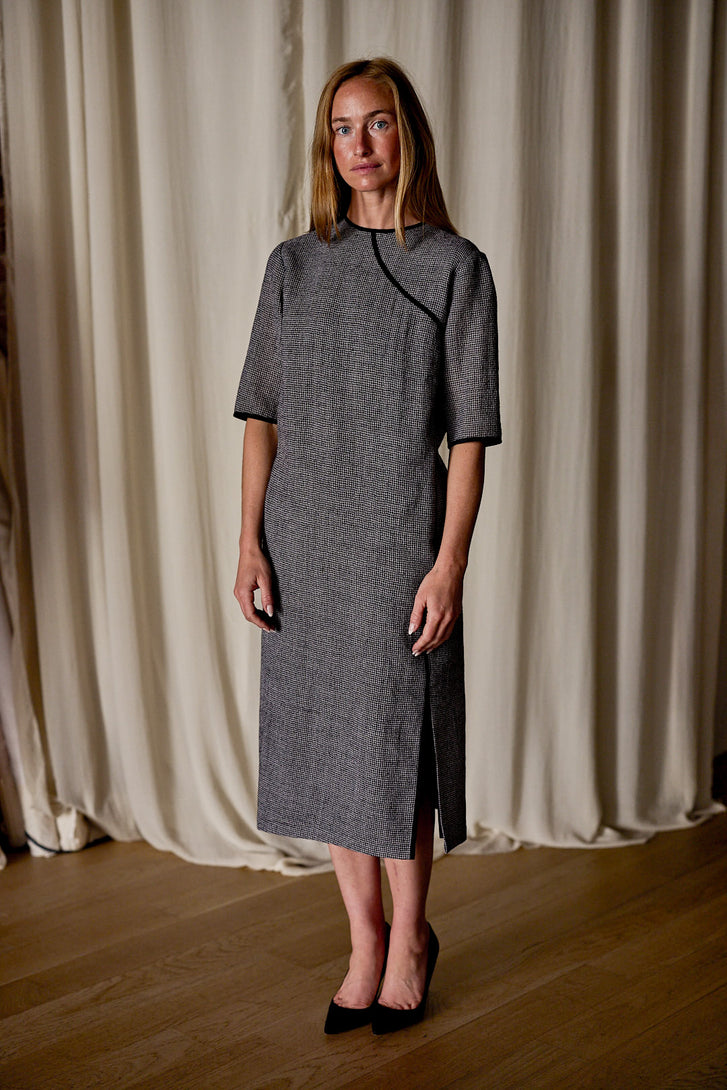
[352,164,380,171]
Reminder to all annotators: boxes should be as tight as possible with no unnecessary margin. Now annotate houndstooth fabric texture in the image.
[234,216,501,859]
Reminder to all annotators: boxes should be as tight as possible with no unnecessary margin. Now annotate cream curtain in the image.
[0,0,724,873]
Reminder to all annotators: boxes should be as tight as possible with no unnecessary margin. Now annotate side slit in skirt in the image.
[408,669,441,857]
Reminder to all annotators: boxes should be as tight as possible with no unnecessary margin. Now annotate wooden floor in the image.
[1,813,727,1090]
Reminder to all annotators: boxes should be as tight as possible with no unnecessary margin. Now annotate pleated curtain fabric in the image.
[0,0,724,872]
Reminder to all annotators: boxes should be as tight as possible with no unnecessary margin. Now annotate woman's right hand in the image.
[234,543,276,632]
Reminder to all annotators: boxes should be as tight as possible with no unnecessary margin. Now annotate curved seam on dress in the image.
[370,233,443,331]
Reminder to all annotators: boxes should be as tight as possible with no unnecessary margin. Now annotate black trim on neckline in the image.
[370,233,443,331]
[344,215,424,234]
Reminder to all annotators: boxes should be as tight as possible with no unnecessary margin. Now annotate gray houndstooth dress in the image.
[234,216,501,859]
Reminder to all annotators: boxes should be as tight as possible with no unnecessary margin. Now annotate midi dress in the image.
[234,215,501,860]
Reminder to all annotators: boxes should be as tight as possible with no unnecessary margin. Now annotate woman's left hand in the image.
[409,557,465,656]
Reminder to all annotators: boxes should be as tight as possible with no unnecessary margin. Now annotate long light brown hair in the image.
[309,57,457,247]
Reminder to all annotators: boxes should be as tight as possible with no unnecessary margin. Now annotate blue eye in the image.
[372,120,388,130]
[334,125,351,136]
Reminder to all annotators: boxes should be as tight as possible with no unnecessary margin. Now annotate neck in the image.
[346,192,418,231]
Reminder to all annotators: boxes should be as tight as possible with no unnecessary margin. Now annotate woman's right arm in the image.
[234,418,278,631]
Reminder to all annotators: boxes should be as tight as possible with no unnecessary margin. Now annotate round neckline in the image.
[344,215,423,234]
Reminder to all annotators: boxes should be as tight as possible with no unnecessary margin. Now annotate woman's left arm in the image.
[409,441,486,656]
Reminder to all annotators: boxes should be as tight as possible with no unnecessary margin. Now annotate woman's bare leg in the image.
[328,845,387,1008]
[378,795,435,1009]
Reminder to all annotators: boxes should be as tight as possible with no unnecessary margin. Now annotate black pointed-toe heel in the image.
[371,923,439,1036]
[324,922,391,1035]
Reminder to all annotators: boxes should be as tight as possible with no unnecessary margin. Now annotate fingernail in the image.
[408,623,414,635]
[265,604,273,616]
[413,649,420,657]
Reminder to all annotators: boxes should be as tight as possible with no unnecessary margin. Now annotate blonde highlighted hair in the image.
[309,57,457,247]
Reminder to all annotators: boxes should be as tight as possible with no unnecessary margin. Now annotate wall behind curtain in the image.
[0,0,724,872]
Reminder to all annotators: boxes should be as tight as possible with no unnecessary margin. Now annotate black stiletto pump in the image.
[324,922,391,1034]
[371,923,439,1035]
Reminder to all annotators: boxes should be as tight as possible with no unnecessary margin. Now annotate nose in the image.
[354,126,372,156]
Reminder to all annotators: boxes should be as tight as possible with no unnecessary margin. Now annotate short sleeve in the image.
[234,243,284,424]
[443,249,502,448]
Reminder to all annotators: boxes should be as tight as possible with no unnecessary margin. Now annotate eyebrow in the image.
[331,109,395,124]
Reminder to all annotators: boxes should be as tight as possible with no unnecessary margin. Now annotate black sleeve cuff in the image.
[233,410,278,424]
[448,432,502,448]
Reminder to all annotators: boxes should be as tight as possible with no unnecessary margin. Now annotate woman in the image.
[234,57,501,1035]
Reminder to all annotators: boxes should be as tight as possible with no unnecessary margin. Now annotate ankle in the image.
[390,917,429,950]
[349,917,387,950]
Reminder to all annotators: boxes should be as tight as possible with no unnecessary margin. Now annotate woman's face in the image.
[330,78,401,197]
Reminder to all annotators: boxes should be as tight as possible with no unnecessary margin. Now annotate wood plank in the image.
[663,1042,727,1089]
[0,865,335,1003]
[0,813,725,1090]
[543,984,727,1089]
[531,937,727,1077]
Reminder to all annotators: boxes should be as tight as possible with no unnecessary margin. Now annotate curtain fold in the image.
[0,0,724,873]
